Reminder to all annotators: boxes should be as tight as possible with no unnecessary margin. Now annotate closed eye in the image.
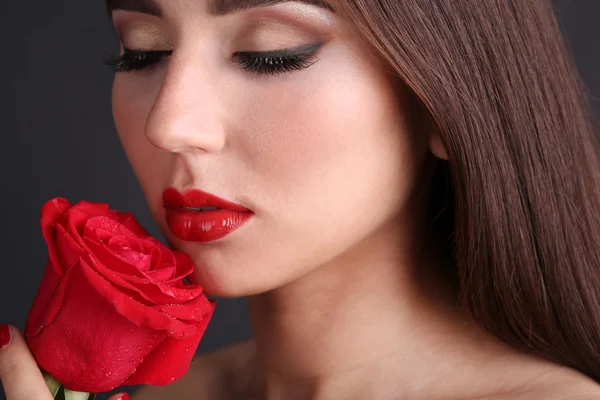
[103,43,323,75]
[104,48,172,72]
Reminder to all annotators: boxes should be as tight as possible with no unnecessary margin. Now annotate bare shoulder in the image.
[130,339,256,400]
[487,367,600,400]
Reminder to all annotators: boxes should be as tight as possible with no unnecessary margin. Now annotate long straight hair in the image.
[333,0,600,381]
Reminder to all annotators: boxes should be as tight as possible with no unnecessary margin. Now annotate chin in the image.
[186,264,273,298]
[188,269,238,297]
[160,228,292,297]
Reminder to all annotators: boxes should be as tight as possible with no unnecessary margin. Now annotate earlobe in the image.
[428,132,449,160]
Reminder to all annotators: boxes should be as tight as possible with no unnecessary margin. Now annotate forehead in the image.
[105,0,334,17]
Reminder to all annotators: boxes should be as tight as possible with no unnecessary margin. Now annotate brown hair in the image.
[332,0,600,381]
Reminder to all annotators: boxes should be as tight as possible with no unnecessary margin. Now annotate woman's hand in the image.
[0,324,129,400]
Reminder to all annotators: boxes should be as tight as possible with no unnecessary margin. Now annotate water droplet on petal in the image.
[129,357,135,362]
[137,346,142,351]
[185,347,190,352]
[105,371,112,378]
[170,376,176,382]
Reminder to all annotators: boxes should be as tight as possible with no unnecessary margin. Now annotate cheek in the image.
[239,48,422,225]
[198,54,425,294]
[112,75,169,198]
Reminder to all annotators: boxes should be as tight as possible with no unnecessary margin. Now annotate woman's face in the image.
[110,0,437,296]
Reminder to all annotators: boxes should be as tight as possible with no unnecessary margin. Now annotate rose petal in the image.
[145,267,175,282]
[121,278,203,305]
[80,248,200,306]
[71,200,113,218]
[108,235,144,254]
[153,295,214,322]
[87,221,154,273]
[122,305,214,387]
[41,198,72,226]
[26,259,168,392]
[83,237,146,279]
[32,198,215,392]
[82,251,154,306]
[114,211,152,238]
[74,202,150,240]
[83,245,203,304]
[151,240,177,271]
[126,252,152,272]
[59,208,96,254]
[76,257,196,339]
[40,197,72,276]
[25,259,65,337]
[83,240,174,304]
[137,281,205,304]
[165,252,195,283]
[60,207,92,237]
[54,224,85,272]
[105,236,152,272]
[137,238,157,252]
[84,216,140,242]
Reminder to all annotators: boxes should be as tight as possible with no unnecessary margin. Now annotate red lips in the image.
[162,188,253,243]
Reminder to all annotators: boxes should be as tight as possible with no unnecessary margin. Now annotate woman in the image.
[1,0,599,399]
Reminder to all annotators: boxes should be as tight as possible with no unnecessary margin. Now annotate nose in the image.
[144,54,226,154]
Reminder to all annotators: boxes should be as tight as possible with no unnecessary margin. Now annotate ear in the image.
[428,131,449,160]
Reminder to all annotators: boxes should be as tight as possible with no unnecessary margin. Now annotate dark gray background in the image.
[1,1,598,399]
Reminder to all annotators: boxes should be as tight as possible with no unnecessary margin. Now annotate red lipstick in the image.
[163,188,253,243]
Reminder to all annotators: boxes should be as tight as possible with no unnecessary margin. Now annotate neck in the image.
[244,215,489,399]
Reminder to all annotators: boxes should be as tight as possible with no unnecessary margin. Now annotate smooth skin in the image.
[0,325,596,400]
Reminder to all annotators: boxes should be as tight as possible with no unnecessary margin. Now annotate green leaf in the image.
[42,370,62,398]
[40,368,97,400]
[56,386,65,400]
[64,389,94,400]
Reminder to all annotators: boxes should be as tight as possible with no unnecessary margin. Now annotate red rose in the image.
[25,197,215,393]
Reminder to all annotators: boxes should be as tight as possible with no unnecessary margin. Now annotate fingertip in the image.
[1,324,26,349]
[0,324,13,351]
[0,325,54,400]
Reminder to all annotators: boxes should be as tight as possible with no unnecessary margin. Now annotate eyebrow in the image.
[105,0,334,17]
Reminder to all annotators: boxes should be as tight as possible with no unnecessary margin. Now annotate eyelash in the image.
[103,44,321,76]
